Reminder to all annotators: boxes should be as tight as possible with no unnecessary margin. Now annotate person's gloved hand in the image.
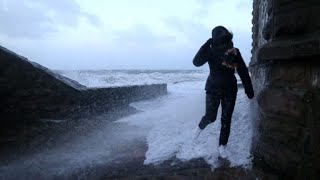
[246,90,254,99]
[225,48,239,56]
[221,48,239,69]
[222,60,238,69]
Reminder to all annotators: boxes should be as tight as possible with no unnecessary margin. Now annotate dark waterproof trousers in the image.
[198,87,237,146]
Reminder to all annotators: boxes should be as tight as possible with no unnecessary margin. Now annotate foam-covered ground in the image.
[117,81,253,168]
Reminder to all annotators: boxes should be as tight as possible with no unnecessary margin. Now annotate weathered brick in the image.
[267,62,311,89]
[258,87,305,119]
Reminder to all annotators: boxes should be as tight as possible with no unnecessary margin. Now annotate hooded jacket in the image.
[193,26,254,99]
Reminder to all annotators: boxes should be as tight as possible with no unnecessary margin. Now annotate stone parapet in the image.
[0,45,167,129]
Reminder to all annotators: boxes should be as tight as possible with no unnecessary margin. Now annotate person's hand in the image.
[225,48,239,56]
[246,91,254,99]
[222,60,238,69]
[222,48,239,69]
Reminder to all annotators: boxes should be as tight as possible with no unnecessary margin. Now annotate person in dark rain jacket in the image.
[192,26,254,158]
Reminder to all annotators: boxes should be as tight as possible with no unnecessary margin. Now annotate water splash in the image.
[117,82,253,169]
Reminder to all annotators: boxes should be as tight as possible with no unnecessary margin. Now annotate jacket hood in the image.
[211,26,232,42]
[211,26,233,50]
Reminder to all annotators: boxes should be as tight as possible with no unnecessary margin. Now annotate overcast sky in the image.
[1,0,253,70]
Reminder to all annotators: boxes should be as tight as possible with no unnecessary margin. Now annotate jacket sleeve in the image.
[193,39,212,67]
[236,49,254,99]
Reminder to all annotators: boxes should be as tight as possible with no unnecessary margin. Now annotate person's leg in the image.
[198,91,221,130]
[219,88,237,146]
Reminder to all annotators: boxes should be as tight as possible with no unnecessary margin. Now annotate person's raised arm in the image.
[193,38,212,67]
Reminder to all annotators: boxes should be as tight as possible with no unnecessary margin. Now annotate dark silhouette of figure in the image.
[192,26,254,157]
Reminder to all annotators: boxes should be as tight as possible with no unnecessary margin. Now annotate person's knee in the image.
[198,123,206,130]
[198,117,209,129]
[198,115,216,129]
[207,114,217,122]
[198,121,207,130]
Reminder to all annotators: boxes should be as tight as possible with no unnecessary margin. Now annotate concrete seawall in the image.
[0,45,167,141]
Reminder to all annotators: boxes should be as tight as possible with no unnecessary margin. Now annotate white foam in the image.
[117,82,253,169]
[57,70,208,87]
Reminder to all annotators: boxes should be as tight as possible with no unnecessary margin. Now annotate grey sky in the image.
[1,0,253,70]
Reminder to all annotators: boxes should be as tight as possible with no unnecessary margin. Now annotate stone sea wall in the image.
[251,0,320,178]
[0,45,167,131]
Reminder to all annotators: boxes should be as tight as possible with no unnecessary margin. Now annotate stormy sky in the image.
[0,0,253,70]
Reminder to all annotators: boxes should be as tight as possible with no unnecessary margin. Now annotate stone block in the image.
[258,38,320,62]
[258,87,305,120]
[258,113,306,149]
[267,62,311,89]
[312,91,320,174]
[250,64,272,90]
[273,3,320,39]
[312,64,320,89]
[254,140,303,173]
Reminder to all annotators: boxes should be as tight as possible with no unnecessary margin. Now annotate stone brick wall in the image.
[251,0,320,178]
